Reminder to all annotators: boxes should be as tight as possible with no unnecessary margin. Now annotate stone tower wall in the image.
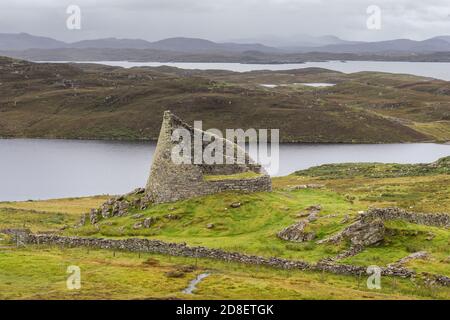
[145,111,272,204]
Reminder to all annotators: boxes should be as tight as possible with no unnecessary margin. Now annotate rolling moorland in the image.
[1,56,450,143]
[0,158,449,299]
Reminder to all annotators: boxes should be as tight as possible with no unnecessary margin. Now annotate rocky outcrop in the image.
[133,217,157,230]
[89,209,102,225]
[317,218,385,262]
[388,251,429,268]
[284,184,325,191]
[143,217,157,228]
[325,245,364,261]
[318,219,385,247]
[277,205,322,242]
[84,188,150,226]
[317,207,450,248]
[424,274,450,287]
[277,220,316,242]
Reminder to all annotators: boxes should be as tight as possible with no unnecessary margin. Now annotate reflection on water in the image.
[43,60,450,81]
[1,139,449,201]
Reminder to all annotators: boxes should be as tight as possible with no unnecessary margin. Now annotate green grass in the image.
[341,220,450,270]
[0,246,448,300]
[0,196,107,232]
[295,157,450,179]
[65,189,355,262]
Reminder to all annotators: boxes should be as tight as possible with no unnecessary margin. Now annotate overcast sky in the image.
[0,0,449,43]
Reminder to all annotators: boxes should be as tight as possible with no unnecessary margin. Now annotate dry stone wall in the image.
[15,233,449,286]
[362,207,450,228]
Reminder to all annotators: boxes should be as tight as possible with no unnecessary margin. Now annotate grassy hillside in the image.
[1,56,449,143]
[1,158,449,299]
[58,159,450,273]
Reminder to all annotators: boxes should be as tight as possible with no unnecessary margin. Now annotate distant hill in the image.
[231,34,353,48]
[147,37,279,53]
[432,35,450,43]
[0,33,66,50]
[234,35,450,54]
[315,38,450,54]
[0,33,279,53]
[3,33,450,62]
[70,38,154,49]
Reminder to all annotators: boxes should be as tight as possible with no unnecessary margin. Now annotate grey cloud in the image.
[0,0,449,42]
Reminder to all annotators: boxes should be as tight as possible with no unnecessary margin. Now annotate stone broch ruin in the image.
[145,111,272,204]
[84,111,271,224]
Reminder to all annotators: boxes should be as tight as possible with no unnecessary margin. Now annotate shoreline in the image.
[0,136,446,145]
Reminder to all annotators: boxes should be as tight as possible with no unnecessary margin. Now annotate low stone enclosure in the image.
[9,231,449,287]
[274,206,450,284]
[145,110,272,204]
[8,206,450,287]
[278,206,449,248]
[362,207,450,227]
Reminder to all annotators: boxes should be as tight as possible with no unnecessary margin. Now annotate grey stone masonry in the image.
[362,207,450,228]
[145,111,272,204]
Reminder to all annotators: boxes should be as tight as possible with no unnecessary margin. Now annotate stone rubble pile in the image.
[318,219,385,247]
[81,188,150,226]
[277,205,322,242]
[277,220,316,242]
[388,251,429,268]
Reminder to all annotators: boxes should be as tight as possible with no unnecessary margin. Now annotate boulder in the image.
[425,232,435,241]
[101,203,112,218]
[286,184,324,191]
[143,217,157,228]
[140,197,151,210]
[89,209,101,225]
[117,201,130,216]
[79,213,87,226]
[277,220,316,242]
[133,222,143,230]
[164,214,181,220]
[296,212,310,218]
[306,205,322,212]
[307,212,319,222]
[340,215,350,224]
[341,219,385,246]
[230,202,241,209]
